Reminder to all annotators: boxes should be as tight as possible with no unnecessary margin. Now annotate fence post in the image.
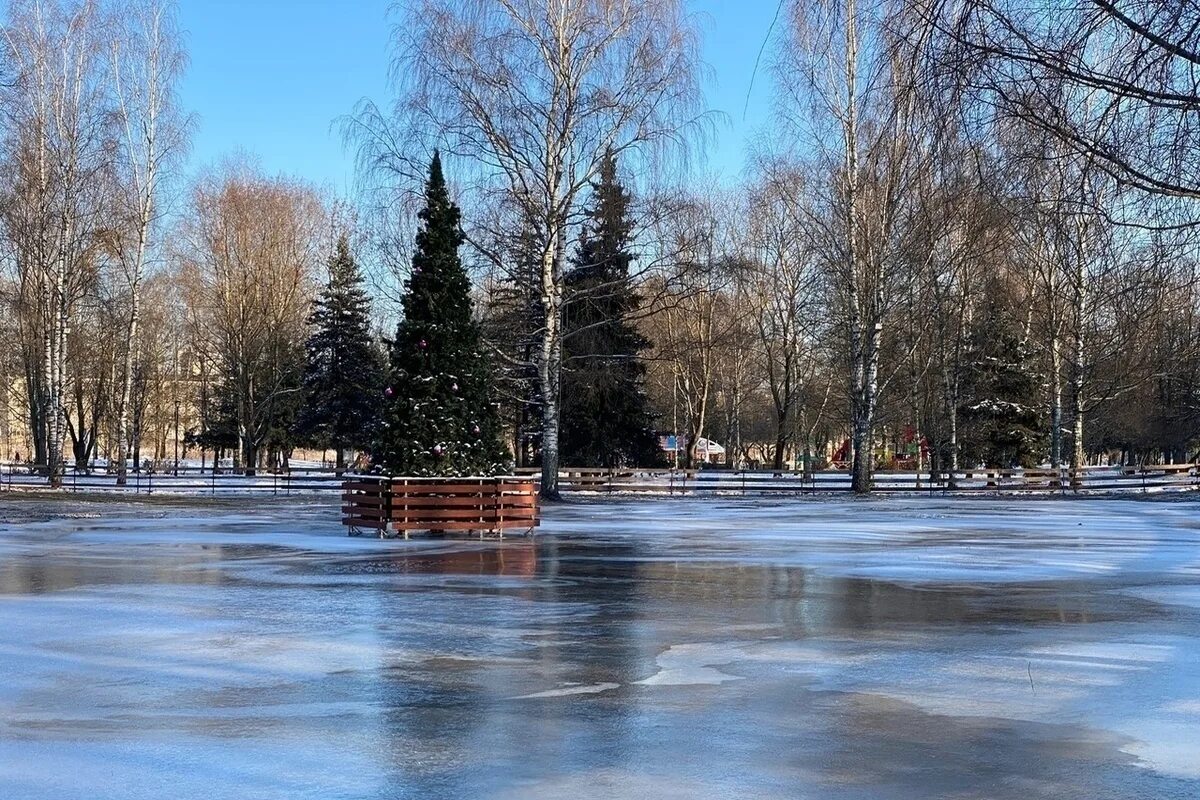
[495,477,504,540]
[384,477,394,540]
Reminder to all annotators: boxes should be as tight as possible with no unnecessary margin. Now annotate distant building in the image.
[658,434,726,465]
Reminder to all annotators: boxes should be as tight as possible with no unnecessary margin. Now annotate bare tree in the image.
[779,0,926,492]
[923,0,1200,205]
[1,0,113,486]
[109,0,188,485]
[743,155,822,471]
[179,163,325,473]
[643,189,743,469]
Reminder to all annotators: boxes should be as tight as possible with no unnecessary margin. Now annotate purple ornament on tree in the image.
[432,444,443,456]
[384,386,394,397]
[472,424,480,435]
[419,338,427,349]
[451,382,459,392]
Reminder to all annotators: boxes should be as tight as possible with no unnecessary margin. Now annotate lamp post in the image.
[173,397,180,476]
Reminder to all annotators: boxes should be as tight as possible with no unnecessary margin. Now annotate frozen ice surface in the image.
[1,494,1198,799]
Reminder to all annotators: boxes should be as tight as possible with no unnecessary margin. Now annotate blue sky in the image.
[178,0,781,193]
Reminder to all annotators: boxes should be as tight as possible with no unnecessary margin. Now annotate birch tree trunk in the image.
[112,0,184,485]
[1070,282,1087,482]
[1049,332,1063,469]
[842,0,876,495]
[538,221,565,498]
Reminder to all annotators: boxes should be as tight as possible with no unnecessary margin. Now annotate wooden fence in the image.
[0,462,1195,498]
[515,464,1200,495]
[341,476,539,538]
[0,463,347,495]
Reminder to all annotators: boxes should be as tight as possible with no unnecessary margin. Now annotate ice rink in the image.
[1,494,1198,799]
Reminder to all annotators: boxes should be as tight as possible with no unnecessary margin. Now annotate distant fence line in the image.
[517,465,1200,495]
[0,464,345,496]
[0,462,1196,497]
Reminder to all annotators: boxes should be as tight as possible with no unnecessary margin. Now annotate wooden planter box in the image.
[341,476,539,538]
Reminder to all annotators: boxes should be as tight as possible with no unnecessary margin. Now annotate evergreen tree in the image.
[296,235,385,469]
[561,152,659,467]
[377,153,509,476]
[958,286,1044,468]
[481,217,543,466]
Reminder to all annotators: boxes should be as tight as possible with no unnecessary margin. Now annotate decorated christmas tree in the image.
[376,152,509,476]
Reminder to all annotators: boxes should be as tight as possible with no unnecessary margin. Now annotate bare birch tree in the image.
[923,0,1200,204]
[1,0,113,486]
[109,0,188,485]
[779,0,924,492]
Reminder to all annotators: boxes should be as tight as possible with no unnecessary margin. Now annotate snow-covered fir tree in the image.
[296,235,385,469]
[958,287,1044,468]
[560,151,659,467]
[376,152,509,476]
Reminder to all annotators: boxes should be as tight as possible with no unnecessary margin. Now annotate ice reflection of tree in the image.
[370,535,650,794]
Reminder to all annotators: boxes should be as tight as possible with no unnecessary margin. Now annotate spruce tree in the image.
[481,218,543,466]
[296,235,385,469]
[377,152,509,476]
[561,151,658,467]
[958,285,1044,468]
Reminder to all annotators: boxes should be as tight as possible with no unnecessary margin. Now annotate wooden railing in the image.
[0,461,1194,498]
[0,463,348,495]
[514,464,1200,495]
[341,476,539,538]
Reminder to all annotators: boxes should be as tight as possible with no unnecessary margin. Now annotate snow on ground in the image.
[0,494,1198,799]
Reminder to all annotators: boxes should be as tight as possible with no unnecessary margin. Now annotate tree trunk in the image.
[1070,327,1086,483]
[538,223,564,500]
[772,376,791,472]
[850,321,881,495]
[24,358,47,468]
[843,0,875,496]
[1050,331,1063,469]
[45,268,67,488]
[942,358,959,489]
[1069,228,1088,487]
[115,257,142,486]
[772,431,788,472]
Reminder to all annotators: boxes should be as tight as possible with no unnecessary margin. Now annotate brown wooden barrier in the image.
[512,464,1198,494]
[341,476,539,538]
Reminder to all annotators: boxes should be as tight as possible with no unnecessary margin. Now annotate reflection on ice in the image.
[0,494,1198,799]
